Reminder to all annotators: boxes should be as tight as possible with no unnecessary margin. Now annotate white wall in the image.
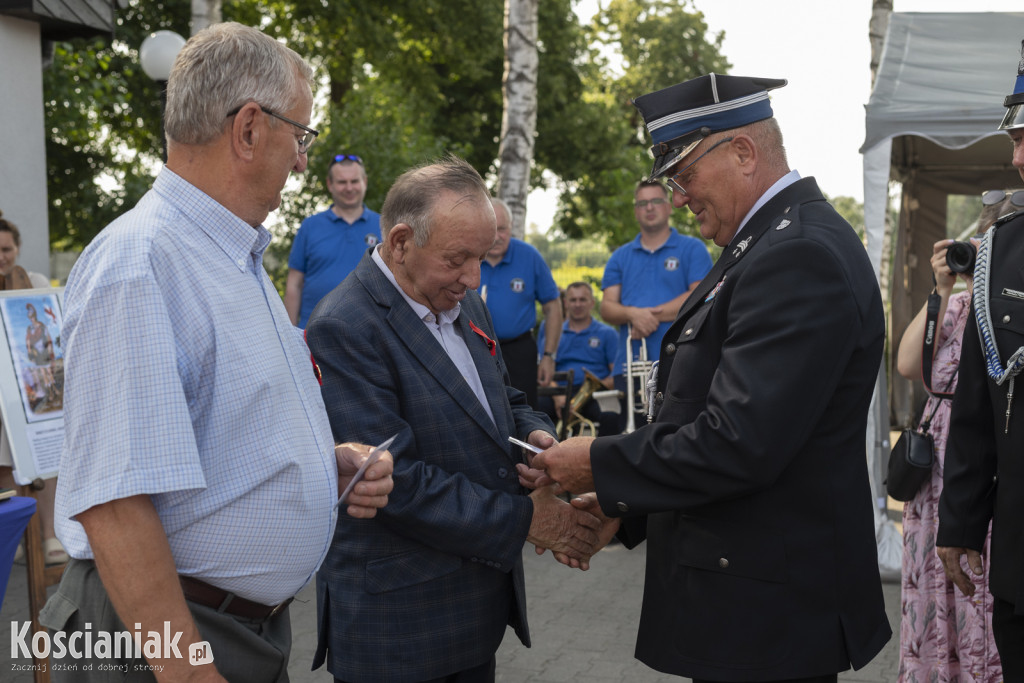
[0,16,50,280]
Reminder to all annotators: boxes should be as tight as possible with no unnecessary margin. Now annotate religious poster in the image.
[0,289,64,481]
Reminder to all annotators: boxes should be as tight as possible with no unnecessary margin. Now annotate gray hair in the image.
[164,22,314,146]
[745,118,789,171]
[381,154,490,247]
[490,196,512,224]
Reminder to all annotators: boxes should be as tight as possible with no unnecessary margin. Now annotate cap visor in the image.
[648,138,703,181]
[1000,103,1024,131]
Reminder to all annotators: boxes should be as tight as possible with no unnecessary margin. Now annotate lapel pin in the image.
[705,276,726,303]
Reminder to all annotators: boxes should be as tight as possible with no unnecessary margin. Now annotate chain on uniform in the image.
[973,226,1024,432]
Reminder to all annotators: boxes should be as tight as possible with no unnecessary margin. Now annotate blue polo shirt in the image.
[601,227,711,374]
[289,206,381,327]
[479,238,560,341]
[538,317,618,387]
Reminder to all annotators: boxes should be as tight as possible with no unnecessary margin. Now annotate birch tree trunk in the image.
[869,0,893,307]
[496,0,539,240]
[191,0,222,35]
[869,0,892,87]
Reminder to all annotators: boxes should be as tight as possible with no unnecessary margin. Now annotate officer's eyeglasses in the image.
[226,104,319,154]
[665,137,734,196]
[635,198,669,209]
[333,154,363,165]
[982,189,1024,207]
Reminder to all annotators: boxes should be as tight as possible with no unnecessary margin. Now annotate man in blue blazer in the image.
[534,75,891,682]
[305,155,604,683]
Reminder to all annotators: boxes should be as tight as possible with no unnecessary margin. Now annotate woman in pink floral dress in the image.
[895,232,1002,683]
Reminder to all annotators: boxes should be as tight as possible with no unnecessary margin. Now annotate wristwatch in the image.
[542,351,556,361]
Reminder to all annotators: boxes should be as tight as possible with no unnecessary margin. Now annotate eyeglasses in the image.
[665,137,734,196]
[226,104,319,154]
[635,198,669,209]
[982,189,1024,207]
[332,154,363,165]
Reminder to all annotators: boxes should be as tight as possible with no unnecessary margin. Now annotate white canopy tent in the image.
[860,12,1023,576]
[863,11,1023,427]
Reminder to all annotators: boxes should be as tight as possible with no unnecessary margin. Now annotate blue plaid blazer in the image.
[306,251,553,682]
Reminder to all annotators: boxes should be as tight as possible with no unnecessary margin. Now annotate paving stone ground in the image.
[2,537,901,682]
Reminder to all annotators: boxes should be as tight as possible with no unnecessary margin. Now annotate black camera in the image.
[945,240,977,274]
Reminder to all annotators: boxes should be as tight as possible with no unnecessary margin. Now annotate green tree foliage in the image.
[828,194,867,243]
[227,0,588,283]
[946,193,984,237]
[44,3,190,250]
[551,0,729,249]
[42,0,731,278]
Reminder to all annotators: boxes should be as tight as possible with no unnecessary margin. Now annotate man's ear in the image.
[386,223,414,263]
[730,134,757,169]
[230,102,261,162]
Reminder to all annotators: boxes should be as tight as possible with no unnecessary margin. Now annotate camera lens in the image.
[946,241,977,274]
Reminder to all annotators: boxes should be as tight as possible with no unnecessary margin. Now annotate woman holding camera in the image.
[894,190,1023,682]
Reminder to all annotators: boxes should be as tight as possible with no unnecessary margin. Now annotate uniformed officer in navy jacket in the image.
[532,74,891,683]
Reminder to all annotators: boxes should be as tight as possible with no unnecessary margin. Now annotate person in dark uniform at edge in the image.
[528,73,892,682]
[937,38,1024,681]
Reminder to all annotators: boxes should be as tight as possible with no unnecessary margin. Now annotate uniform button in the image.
[684,328,694,336]
[494,562,502,569]
[497,467,508,479]
[665,343,676,355]
[1003,314,1011,323]
[719,558,730,569]
[616,501,629,512]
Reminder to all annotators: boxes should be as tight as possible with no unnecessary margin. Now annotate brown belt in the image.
[179,576,293,621]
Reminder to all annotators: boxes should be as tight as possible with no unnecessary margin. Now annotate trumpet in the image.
[624,325,656,433]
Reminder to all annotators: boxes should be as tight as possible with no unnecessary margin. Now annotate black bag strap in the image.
[921,288,957,402]
[917,390,945,436]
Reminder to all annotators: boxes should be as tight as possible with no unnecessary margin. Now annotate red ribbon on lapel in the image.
[468,320,496,356]
[303,329,323,385]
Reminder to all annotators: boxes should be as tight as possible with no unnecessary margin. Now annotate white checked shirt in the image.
[55,169,338,604]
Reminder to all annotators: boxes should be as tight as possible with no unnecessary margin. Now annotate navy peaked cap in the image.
[633,73,787,180]
[999,39,1024,131]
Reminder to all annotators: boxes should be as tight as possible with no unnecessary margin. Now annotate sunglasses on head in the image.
[982,189,1024,207]
[332,154,363,165]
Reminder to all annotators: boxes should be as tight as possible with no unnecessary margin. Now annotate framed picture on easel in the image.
[0,288,64,482]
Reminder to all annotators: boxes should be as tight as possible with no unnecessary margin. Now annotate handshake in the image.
[514,432,620,571]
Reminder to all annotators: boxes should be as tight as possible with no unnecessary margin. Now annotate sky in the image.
[525,0,1024,232]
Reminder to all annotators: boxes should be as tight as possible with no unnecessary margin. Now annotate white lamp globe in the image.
[140,30,186,82]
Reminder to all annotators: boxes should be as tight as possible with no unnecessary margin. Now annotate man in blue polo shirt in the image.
[480,197,561,409]
[538,281,620,436]
[285,154,381,327]
[601,180,711,429]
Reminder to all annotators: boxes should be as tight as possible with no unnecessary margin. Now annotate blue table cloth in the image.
[0,496,36,604]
